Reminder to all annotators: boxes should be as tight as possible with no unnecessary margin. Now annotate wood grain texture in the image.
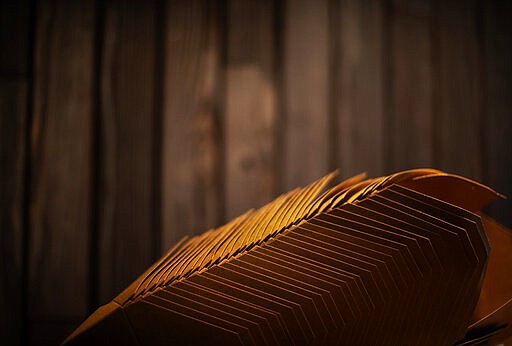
[225,0,277,219]
[161,0,223,251]
[29,0,95,344]
[0,82,27,345]
[387,0,433,172]
[433,0,482,180]
[0,3,30,345]
[482,0,512,228]
[282,0,329,189]
[98,0,158,305]
[335,0,385,179]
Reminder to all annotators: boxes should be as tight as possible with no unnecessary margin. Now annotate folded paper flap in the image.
[471,214,512,326]
[63,302,119,343]
[62,301,138,346]
[314,169,438,214]
[114,236,191,305]
[399,173,503,212]
[467,297,512,345]
[455,323,508,346]
[377,168,443,189]
[124,171,338,302]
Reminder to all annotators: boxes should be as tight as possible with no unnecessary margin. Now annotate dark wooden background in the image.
[1,0,511,345]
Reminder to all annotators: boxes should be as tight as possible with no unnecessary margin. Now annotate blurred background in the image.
[1,0,511,344]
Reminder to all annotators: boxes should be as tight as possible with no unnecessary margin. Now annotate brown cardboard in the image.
[64,169,512,345]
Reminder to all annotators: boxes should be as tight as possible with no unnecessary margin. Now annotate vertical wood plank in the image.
[0,83,26,345]
[30,1,95,344]
[0,0,31,78]
[161,0,223,250]
[335,0,385,179]
[283,0,329,189]
[432,0,482,180]
[98,0,158,305]
[483,0,512,228]
[387,0,433,171]
[0,3,30,345]
[225,0,277,219]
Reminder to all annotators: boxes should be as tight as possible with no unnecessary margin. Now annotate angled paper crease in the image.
[64,169,512,346]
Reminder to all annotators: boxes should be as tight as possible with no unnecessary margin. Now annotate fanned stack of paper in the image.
[64,169,512,345]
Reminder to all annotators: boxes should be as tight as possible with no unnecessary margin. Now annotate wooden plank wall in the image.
[0,1,30,344]
[0,0,511,344]
[29,1,95,344]
[98,0,159,308]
